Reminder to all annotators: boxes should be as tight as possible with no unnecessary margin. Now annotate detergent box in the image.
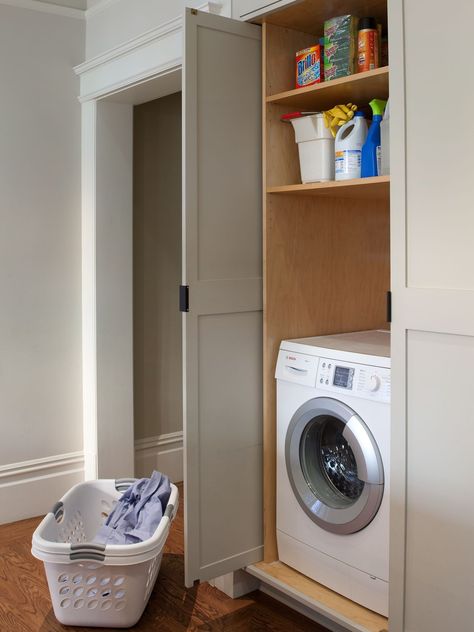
[295,44,324,88]
[324,15,358,81]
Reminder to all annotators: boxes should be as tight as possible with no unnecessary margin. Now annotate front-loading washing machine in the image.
[275,330,390,615]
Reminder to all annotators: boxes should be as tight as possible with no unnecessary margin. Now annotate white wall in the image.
[85,0,231,60]
[0,4,84,522]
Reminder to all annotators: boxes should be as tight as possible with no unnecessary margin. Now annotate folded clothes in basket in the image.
[93,470,171,545]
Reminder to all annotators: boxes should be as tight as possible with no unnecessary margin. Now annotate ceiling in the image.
[37,0,88,10]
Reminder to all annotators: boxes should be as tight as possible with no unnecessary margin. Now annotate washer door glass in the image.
[300,415,364,509]
[285,397,384,534]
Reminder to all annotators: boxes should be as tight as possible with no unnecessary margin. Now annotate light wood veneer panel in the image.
[268,176,389,199]
[265,22,316,96]
[260,0,388,33]
[254,561,389,632]
[263,194,390,562]
[267,67,389,111]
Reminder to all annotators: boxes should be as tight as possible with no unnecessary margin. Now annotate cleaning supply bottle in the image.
[334,111,368,180]
[357,17,379,72]
[380,98,390,175]
[361,98,386,177]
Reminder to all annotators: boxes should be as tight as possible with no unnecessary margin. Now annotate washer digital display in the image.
[333,366,354,389]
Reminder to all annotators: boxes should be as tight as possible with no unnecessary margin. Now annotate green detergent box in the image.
[324,15,358,81]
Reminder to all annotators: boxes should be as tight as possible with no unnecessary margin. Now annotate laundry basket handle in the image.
[50,501,64,523]
[115,478,137,493]
[70,542,106,563]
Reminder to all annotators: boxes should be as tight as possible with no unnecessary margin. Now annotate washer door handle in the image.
[285,365,308,375]
[343,415,384,485]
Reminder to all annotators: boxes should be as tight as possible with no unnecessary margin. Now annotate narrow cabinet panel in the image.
[389,0,474,629]
[404,331,474,631]
[183,9,263,586]
[404,2,474,290]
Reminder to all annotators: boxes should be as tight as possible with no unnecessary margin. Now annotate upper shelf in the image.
[259,0,388,33]
[267,67,389,112]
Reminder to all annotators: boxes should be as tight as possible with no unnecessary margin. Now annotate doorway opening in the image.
[133,92,183,482]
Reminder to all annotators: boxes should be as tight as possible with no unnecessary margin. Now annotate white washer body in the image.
[276,330,390,616]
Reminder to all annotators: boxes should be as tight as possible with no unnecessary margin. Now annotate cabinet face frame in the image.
[386,1,406,629]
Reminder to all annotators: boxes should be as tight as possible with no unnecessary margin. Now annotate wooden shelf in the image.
[258,0,388,33]
[267,176,390,199]
[248,562,388,632]
[266,67,389,112]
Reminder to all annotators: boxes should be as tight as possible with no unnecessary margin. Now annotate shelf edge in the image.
[266,67,389,104]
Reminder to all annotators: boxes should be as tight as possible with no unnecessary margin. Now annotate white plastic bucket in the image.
[32,478,179,628]
[289,113,334,183]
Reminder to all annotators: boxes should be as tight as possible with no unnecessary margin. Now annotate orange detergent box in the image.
[295,44,324,88]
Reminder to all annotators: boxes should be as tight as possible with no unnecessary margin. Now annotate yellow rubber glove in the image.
[323,103,358,138]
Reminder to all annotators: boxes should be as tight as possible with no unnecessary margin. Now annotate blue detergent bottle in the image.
[361,98,387,177]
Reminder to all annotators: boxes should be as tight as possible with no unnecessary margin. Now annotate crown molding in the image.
[0,0,85,18]
[74,14,182,76]
[86,0,117,18]
[86,0,223,19]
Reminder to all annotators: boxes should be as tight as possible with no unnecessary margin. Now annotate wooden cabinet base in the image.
[247,561,389,632]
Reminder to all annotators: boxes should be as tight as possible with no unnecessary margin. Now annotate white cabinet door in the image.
[390,1,474,630]
[183,8,263,587]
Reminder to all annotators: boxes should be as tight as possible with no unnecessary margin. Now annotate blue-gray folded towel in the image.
[94,471,171,545]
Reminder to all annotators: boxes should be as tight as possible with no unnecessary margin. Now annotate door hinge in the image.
[180,285,189,312]
[386,290,392,323]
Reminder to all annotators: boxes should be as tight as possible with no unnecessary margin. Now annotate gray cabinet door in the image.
[390,0,474,630]
[183,8,263,587]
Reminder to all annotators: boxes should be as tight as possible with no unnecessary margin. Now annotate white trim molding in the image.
[81,100,98,480]
[86,0,223,19]
[76,16,182,76]
[86,0,117,18]
[75,1,226,101]
[0,0,85,18]
[74,15,183,102]
[0,452,85,525]
[135,431,183,483]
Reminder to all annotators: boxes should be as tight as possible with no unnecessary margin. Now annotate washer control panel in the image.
[316,358,390,403]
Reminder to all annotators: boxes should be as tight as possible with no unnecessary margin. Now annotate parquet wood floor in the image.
[0,485,326,631]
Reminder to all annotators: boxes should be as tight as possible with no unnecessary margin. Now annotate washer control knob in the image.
[369,374,381,392]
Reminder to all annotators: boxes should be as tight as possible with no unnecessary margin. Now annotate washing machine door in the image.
[285,397,384,535]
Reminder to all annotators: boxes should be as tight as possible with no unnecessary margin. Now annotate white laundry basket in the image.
[31,478,179,628]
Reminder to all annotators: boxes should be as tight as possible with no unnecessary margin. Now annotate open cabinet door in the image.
[183,8,263,587]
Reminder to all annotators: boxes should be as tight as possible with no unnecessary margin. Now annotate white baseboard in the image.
[0,452,85,525]
[134,431,183,483]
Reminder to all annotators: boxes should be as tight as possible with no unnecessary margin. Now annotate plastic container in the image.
[31,478,179,628]
[380,99,390,175]
[361,98,387,178]
[335,111,368,180]
[288,113,335,183]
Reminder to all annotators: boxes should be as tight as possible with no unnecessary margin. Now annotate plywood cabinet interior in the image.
[260,1,391,627]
